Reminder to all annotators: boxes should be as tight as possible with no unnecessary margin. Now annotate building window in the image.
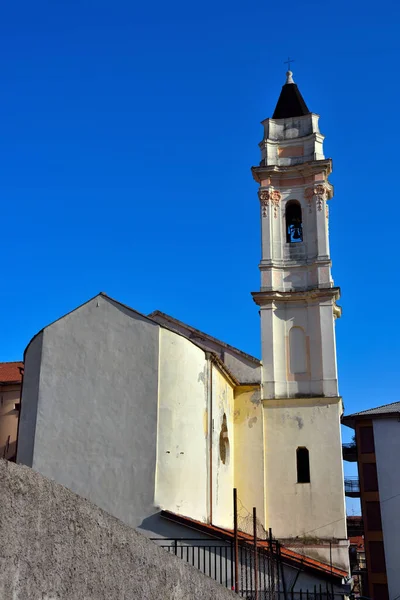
[366,501,382,531]
[363,462,378,492]
[286,201,303,243]
[359,426,375,453]
[219,414,230,466]
[296,447,310,483]
[369,541,386,573]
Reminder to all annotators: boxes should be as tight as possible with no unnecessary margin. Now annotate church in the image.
[16,70,350,590]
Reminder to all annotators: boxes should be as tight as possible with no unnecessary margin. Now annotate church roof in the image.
[272,71,310,119]
[149,310,260,366]
[342,400,400,428]
[0,361,23,384]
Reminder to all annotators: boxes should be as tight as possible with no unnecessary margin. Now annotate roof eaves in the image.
[342,400,400,428]
[207,352,240,387]
[149,310,261,366]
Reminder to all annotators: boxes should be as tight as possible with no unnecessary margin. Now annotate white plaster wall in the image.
[155,328,209,523]
[373,419,400,599]
[260,299,338,399]
[212,366,234,530]
[18,296,160,530]
[233,386,265,528]
[263,397,348,570]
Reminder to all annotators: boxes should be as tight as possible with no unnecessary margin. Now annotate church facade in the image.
[16,72,349,580]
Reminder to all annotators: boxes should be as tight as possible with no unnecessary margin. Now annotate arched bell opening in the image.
[286,200,303,243]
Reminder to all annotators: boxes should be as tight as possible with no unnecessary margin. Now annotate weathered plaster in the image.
[155,328,208,522]
[18,296,160,530]
[212,364,234,530]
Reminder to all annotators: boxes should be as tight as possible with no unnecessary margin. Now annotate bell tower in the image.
[252,71,349,571]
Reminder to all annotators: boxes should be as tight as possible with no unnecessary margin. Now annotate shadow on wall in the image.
[0,460,235,600]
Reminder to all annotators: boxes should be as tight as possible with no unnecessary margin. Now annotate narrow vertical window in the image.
[297,447,310,483]
[286,201,303,243]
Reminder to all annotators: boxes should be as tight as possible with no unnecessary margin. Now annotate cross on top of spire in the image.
[284,57,295,71]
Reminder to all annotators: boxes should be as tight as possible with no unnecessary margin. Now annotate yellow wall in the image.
[233,385,265,529]
[211,364,234,530]
[263,397,347,545]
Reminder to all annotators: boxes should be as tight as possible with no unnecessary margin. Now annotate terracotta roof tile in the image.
[0,362,23,384]
[161,511,348,580]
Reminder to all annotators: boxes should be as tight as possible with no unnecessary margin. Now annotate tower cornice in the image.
[251,286,341,306]
[251,159,332,184]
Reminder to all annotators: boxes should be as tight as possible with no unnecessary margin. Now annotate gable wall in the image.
[18,296,160,530]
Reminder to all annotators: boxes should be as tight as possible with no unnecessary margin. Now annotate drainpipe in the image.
[207,354,213,524]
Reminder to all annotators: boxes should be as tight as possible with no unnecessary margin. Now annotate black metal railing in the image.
[152,537,347,600]
[344,477,360,496]
[342,442,357,462]
[152,539,234,588]
[347,517,364,536]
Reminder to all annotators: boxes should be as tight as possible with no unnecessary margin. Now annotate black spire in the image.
[272,71,310,119]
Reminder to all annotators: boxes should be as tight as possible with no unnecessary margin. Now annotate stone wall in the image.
[0,460,235,600]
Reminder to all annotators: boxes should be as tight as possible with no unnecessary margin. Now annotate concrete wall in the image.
[155,328,209,522]
[18,295,160,530]
[263,397,348,570]
[17,331,43,466]
[373,418,400,599]
[0,459,235,600]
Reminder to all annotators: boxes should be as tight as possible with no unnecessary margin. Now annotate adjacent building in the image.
[343,402,400,600]
[16,71,350,591]
[0,362,23,461]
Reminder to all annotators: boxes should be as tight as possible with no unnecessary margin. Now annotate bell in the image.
[293,228,301,240]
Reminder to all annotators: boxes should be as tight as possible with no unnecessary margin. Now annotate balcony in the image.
[342,442,357,462]
[345,477,360,498]
[347,516,364,536]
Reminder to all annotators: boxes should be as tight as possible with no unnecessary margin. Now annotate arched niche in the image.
[289,326,307,374]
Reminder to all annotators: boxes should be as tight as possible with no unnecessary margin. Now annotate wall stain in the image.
[250,390,261,406]
[248,416,257,429]
[295,416,304,429]
[198,367,206,384]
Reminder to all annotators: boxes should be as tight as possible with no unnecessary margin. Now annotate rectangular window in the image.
[369,541,386,573]
[296,447,310,483]
[366,501,382,531]
[362,462,378,492]
[359,426,375,453]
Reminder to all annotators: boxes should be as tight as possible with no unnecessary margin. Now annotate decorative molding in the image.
[262,396,343,409]
[258,188,282,218]
[258,190,270,218]
[251,286,341,307]
[304,184,332,212]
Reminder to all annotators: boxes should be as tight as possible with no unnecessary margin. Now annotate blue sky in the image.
[1,0,399,488]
